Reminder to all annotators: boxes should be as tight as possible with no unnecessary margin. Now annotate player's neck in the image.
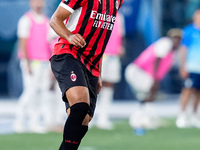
[31,10,44,17]
[193,22,200,29]
[31,8,44,16]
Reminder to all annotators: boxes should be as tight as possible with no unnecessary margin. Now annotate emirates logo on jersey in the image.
[90,10,116,30]
[70,71,77,82]
[116,0,119,10]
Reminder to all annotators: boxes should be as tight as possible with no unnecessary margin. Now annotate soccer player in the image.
[125,29,182,129]
[176,9,200,128]
[14,0,57,133]
[49,0,123,149]
[125,29,182,103]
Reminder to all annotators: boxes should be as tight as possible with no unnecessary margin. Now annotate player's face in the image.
[30,0,45,14]
[172,36,181,50]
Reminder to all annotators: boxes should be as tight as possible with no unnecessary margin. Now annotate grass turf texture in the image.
[0,119,200,150]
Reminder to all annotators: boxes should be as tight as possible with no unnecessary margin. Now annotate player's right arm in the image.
[179,45,188,79]
[50,6,86,48]
[17,15,32,74]
[179,27,189,79]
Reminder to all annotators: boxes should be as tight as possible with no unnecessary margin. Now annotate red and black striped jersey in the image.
[52,0,123,77]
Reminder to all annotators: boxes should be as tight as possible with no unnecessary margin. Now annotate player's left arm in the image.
[97,59,103,94]
[150,57,161,94]
[151,38,173,93]
[153,57,161,81]
[153,37,173,80]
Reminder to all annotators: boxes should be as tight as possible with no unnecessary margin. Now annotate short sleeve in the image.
[117,13,125,37]
[17,15,31,38]
[60,0,83,13]
[181,26,191,47]
[154,37,173,58]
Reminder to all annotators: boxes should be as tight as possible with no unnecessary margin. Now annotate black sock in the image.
[76,125,89,148]
[80,125,88,139]
[59,142,63,150]
[61,102,89,150]
[59,125,88,150]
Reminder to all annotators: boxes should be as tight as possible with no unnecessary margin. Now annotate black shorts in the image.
[50,54,99,117]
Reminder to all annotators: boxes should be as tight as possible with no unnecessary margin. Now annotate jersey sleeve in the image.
[181,26,191,47]
[17,15,31,38]
[117,13,125,37]
[154,37,173,58]
[60,0,84,13]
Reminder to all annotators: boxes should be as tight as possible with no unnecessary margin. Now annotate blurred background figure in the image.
[125,29,182,129]
[176,9,200,129]
[95,13,125,130]
[13,0,58,133]
[185,0,200,23]
[46,72,66,132]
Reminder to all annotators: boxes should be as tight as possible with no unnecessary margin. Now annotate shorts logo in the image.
[71,71,77,82]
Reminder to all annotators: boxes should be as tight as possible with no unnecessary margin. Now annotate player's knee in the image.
[70,102,89,115]
[66,87,90,104]
[82,114,91,126]
[89,116,92,122]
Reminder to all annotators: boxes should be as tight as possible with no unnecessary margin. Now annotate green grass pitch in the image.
[0,119,200,150]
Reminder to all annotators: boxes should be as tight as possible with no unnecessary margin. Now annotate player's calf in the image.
[61,102,89,150]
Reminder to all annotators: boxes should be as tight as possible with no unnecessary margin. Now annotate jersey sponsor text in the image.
[90,10,115,30]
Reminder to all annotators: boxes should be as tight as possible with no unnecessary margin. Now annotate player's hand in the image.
[151,80,160,92]
[97,76,102,94]
[27,62,32,75]
[67,34,86,48]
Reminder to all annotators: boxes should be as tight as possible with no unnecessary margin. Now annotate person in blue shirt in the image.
[176,9,200,128]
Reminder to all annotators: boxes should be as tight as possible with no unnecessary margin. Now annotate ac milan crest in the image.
[70,71,77,82]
